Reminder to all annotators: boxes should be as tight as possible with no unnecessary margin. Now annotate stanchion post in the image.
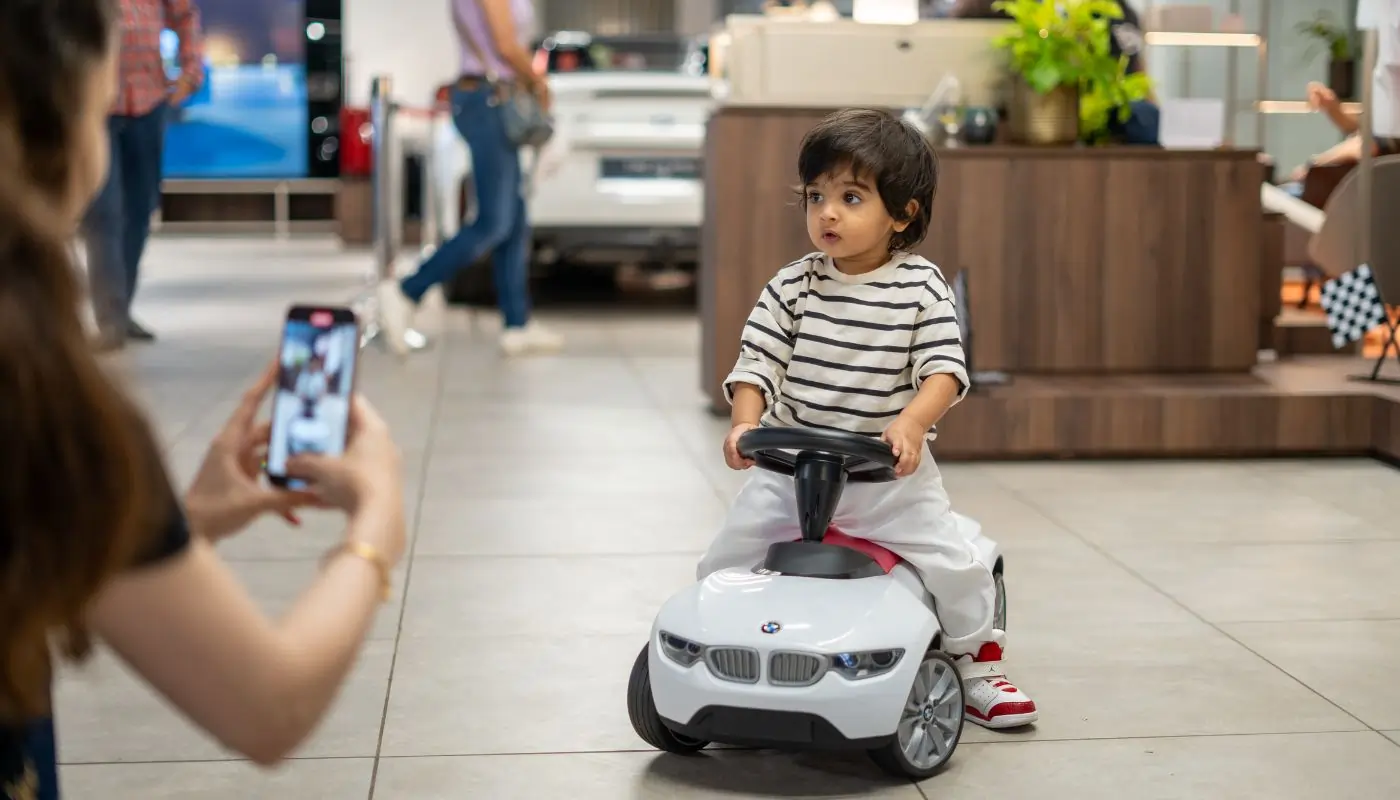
[370,74,397,282]
[360,74,426,352]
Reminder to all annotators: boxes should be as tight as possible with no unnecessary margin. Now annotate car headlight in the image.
[830,649,905,680]
[658,631,704,667]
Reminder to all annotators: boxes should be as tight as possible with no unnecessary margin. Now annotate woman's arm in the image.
[87,499,400,766]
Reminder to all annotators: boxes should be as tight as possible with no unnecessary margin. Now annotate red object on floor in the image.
[340,107,373,177]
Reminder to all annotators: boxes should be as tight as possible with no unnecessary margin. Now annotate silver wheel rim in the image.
[896,656,963,771]
[993,570,1007,631]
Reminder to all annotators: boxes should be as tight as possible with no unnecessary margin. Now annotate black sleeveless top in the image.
[0,477,191,800]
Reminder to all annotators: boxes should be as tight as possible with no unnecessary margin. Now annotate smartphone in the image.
[265,305,361,489]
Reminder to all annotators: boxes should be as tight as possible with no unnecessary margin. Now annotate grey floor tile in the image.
[421,452,716,499]
[372,751,923,799]
[56,640,394,762]
[984,460,1278,496]
[60,757,373,799]
[933,732,1400,799]
[1108,541,1400,623]
[379,633,645,757]
[401,554,700,639]
[1020,485,1379,545]
[959,620,1363,743]
[1222,619,1400,729]
[996,541,1198,629]
[412,492,725,557]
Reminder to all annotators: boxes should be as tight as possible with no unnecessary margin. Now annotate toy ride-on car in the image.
[627,427,1006,779]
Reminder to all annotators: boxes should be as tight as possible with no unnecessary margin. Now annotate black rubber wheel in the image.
[627,645,709,754]
[868,650,965,780]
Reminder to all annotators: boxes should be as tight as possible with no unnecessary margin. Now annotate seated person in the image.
[700,108,1037,730]
[1279,81,1400,194]
[953,0,1159,142]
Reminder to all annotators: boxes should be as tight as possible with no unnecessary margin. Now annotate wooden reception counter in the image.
[699,106,1266,414]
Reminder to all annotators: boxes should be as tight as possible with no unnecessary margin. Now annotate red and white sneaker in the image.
[956,642,1038,729]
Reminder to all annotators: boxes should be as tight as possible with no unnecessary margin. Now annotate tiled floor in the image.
[56,237,1400,798]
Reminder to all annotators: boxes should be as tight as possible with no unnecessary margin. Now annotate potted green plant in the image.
[1295,10,1356,99]
[990,0,1153,144]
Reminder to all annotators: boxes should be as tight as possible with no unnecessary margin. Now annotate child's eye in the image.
[806,191,823,204]
[844,192,861,204]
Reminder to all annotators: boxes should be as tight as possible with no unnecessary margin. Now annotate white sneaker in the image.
[376,280,416,356]
[499,321,564,357]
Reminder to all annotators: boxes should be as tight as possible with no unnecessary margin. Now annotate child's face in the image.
[803,167,910,268]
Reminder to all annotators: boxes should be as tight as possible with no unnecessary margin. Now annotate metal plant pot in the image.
[1007,79,1080,145]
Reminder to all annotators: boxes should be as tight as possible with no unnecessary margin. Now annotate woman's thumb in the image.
[285,453,332,482]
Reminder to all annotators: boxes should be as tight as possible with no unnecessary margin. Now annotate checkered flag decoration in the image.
[1320,264,1388,349]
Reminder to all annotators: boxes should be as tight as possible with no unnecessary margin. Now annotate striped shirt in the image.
[723,252,970,441]
[115,0,204,118]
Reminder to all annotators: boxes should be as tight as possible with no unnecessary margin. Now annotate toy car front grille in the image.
[704,647,760,683]
[768,651,825,686]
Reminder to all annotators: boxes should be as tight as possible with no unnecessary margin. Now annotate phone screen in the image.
[266,306,360,489]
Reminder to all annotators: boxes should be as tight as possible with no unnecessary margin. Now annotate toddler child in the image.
[697,108,1037,729]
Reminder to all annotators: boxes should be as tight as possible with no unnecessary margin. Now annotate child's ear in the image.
[892,199,919,232]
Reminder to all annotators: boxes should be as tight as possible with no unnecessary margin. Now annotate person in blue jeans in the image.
[83,0,204,350]
[377,0,563,357]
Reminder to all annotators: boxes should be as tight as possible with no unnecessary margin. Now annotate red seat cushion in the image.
[820,528,902,573]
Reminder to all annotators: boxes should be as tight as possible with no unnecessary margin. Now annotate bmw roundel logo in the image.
[760,621,782,634]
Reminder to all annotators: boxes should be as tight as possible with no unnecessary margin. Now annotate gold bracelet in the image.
[322,541,393,602]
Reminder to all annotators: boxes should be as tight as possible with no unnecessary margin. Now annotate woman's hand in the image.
[530,76,553,113]
[881,417,926,478]
[185,363,318,542]
[1307,81,1339,113]
[286,396,406,564]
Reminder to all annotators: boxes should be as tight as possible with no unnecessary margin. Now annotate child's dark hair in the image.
[797,108,939,252]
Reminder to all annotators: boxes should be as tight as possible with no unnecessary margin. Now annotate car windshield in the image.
[533,32,708,76]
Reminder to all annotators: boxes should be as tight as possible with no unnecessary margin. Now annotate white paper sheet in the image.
[1158,98,1225,148]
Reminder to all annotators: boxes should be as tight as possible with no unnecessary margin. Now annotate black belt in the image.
[456,74,510,90]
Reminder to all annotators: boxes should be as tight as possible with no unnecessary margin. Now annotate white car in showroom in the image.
[438,32,714,302]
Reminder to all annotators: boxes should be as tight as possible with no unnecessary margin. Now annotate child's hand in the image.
[723,423,758,470]
[881,418,926,477]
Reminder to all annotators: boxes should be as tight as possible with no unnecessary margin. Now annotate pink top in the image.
[454,0,536,79]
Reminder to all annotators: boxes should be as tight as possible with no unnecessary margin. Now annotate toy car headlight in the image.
[658,631,704,667]
[830,649,904,680]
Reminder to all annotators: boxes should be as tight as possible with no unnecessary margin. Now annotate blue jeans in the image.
[82,107,167,332]
[401,86,532,328]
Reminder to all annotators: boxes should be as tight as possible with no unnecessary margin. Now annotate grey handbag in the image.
[457,15,554,148]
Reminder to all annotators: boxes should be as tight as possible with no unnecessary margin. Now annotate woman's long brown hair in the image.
[0,0,168,721]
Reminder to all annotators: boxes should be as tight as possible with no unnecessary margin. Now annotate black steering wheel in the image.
[736,427,898,483]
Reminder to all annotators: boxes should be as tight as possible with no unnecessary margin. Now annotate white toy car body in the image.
[628,428,1005,779]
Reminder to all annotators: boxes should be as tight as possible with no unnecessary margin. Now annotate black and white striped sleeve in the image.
[909,278,970,403]
[723,274,797,406]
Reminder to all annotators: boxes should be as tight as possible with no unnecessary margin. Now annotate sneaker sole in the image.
[965,708,1039,729]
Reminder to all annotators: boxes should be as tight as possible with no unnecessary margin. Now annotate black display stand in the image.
[952,269,1010,390]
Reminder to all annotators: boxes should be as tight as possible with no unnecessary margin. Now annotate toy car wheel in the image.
[626,645,709,754]
[993,567,1007,632]
[868,650,965,780]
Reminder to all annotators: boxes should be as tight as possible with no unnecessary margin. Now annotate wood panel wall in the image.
[700,107,1265,412]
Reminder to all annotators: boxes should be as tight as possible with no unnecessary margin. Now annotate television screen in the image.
[161,0,307,179]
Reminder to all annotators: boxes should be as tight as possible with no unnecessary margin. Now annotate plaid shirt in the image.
[115,0,205,117]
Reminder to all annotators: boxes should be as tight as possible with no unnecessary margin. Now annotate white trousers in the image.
[697,456,1000,658]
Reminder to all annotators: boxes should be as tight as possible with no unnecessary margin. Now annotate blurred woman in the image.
[376,0,563,358]
[0,1,407,796]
